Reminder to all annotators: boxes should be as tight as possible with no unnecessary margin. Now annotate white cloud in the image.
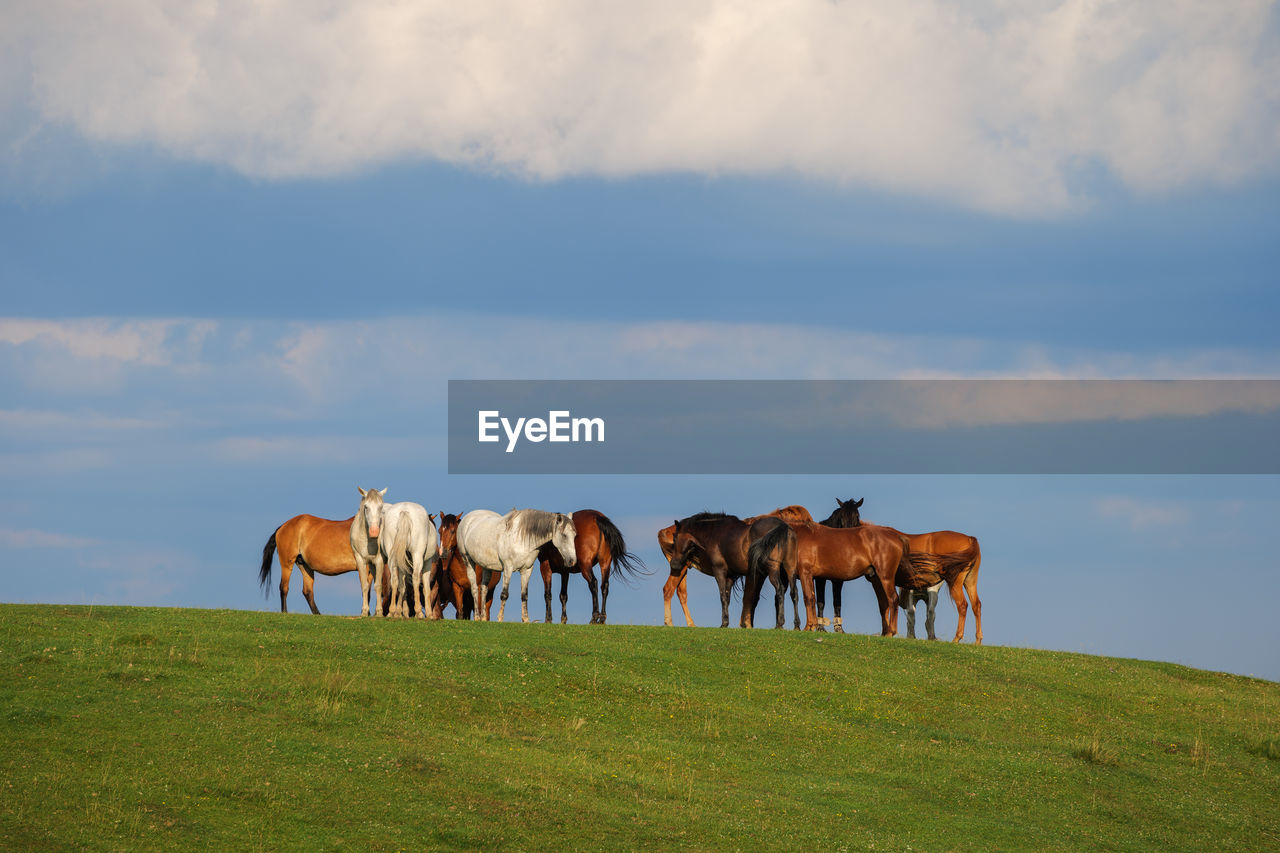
[0,408,168,432]
[0,527,101,549]
[5,1,1278,213]
[1094,496,1190,530]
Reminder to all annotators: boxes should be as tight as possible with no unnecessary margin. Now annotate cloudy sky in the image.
[2,2,1278,678]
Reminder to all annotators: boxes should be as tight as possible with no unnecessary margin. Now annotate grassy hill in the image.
[2,604,1277,851]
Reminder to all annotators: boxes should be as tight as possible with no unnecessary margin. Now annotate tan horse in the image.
[659,506,811,627]
[259,514,356,614]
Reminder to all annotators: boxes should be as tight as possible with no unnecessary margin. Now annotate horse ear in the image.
[854,497,864,508]
[358,486,366,497]
[378,487,387,497]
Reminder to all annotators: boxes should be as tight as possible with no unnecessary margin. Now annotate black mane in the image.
[680,511,735,524]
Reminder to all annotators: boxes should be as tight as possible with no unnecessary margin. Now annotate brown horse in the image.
[664,512,793,628]
[659,506,810,627]
[431,513,497,620]
[537,509,644,624]
[259,513,364,614]
[748,518,910,635]
[824,497,983,643]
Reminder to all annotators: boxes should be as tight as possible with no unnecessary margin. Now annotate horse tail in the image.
[748,521,794,583]
[595,513,648,583]
[929,539,981,582]
[895,533,920,585]
[259,527,280,595]
[390,515,410,572]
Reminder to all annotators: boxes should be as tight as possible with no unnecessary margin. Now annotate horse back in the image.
[907,529,977,556]
[278,514,358,575]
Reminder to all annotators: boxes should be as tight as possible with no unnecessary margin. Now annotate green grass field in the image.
[2,604,1277,851]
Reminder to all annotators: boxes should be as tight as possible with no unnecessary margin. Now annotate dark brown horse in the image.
[824,497,983,643]
[260,513,361,614]
[664,512,793,628]
[431,513,497,620]
[659,506,808,627]
[748,518,910,635]
[537,509,644,624]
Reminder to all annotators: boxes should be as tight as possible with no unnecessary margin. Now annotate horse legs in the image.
[663,571,696,627]
[877,572,899,637]
[462,556,484,621]
[584,565,601,624]
[769,564,785,629]
[832,580,845,633]
[598,565,611,625]
[869,576,892,636]
[355,558,372,617]
[740,565,762,629]
[925,586,939,640]
[662,574,676,626]
[559,572,570,624]
[964,555,983,644]
[903,588,917,638]
[789,572,801,630]
[422,554,439,620]
[278,555,295,614]
[371,556,387,618]
[716,572,732,629]
[300,565,320,615]
[799,571,819,631]
[540,559,554,623]
[497,568,512,622]
[518,567,533,623]
[947,577,968,643]
[815,578,828,628]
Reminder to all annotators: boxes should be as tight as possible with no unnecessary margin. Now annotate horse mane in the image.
[507,509,563,548]
[680,511,733,524]
[748,505,812,523]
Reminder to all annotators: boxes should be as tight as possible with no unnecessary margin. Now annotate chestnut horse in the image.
[659,506,810,628]
[537,509,645,624]
[824,497,983,643]
[747,518,910,635]
[663,512,793,628]
[431,513,497,620]
[259,513,358,614]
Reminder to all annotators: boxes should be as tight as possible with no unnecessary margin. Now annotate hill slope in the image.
[2,604,1277,850]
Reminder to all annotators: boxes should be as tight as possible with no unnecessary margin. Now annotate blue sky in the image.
[2,2,1278,679]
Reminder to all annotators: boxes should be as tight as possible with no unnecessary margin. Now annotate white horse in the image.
[456,509,577,622]
[351,487,387,617]
[380,501,440,618]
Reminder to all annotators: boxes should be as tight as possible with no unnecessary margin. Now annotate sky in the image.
[2,2,1278,680]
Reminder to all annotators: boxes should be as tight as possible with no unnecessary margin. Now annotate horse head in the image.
[436,512,461,551]
[821,496,863,528]
[552,513,578,567]
[356,486,387,539]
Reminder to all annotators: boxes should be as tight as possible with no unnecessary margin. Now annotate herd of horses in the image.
[258,491,982,642]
